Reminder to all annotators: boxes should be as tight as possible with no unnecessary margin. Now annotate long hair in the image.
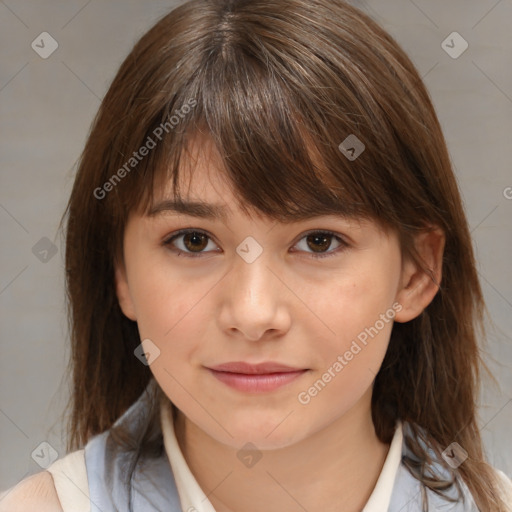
[60,0,508,509]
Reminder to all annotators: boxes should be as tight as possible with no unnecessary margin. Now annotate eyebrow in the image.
[147,199,360,225]
[147,200,230,221]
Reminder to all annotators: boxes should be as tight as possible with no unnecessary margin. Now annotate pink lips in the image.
[207,362,308,393]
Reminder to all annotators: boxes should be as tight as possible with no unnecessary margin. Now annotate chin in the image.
[212,413,309,451]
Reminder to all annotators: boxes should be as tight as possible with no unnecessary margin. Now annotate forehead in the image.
[145,129,387,233]
[147,150,369,235]
[151,132,239,217]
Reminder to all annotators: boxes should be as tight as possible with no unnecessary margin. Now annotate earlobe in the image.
[114,262,137,321]
[394,227,445,323]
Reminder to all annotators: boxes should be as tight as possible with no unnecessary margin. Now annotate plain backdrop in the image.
[0,0,511,492]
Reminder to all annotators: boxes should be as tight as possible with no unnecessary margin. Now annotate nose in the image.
[217,250,292,342]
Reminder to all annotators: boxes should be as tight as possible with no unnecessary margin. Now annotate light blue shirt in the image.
[83,379,485,511]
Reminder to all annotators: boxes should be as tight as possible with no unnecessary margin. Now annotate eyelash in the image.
[162,228,349,259]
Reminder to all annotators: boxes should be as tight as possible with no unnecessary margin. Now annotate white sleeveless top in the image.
[43,397,512,511]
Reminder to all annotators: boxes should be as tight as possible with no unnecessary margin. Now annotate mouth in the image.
[206,361,309,393]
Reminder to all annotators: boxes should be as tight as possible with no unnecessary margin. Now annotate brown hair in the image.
[60,0,508,509]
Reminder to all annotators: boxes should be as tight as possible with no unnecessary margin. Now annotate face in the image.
[115,134,441,450]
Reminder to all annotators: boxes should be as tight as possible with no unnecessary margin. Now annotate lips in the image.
[209,361,304,374]
[206,361,308,393]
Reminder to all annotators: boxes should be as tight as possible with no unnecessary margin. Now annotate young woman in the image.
[1,0,511,510]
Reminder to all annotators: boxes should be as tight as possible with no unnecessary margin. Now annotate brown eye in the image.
[293,230,347,259]
[306,233,332,253]
[164,229,218,257]
[182,232,209,252]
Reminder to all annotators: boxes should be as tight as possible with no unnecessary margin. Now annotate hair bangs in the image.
[131,45,394,231]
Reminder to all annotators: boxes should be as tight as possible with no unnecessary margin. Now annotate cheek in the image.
[127,260,211,352]
[311,265,398,347]
[296,277,396,419]
[132,271,212,405]
[298,261,400,410]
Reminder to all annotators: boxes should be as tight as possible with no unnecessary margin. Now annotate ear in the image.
[114,260,137,321]
[394,226,445,323]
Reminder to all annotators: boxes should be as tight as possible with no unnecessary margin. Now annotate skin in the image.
[115,133,445,512]
[0,471,64,511]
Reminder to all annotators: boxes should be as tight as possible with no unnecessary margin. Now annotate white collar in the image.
[160,397,403,512]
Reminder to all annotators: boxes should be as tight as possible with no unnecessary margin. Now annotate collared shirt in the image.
[33,391,512,511]
[160,397,405,512]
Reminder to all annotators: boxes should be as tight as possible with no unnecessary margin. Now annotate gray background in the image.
[0,0,511,493]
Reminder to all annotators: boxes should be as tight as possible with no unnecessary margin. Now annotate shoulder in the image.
[493,468,512,504]
[0,471,63,512]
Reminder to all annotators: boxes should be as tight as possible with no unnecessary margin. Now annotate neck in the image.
[174,388,391,512]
